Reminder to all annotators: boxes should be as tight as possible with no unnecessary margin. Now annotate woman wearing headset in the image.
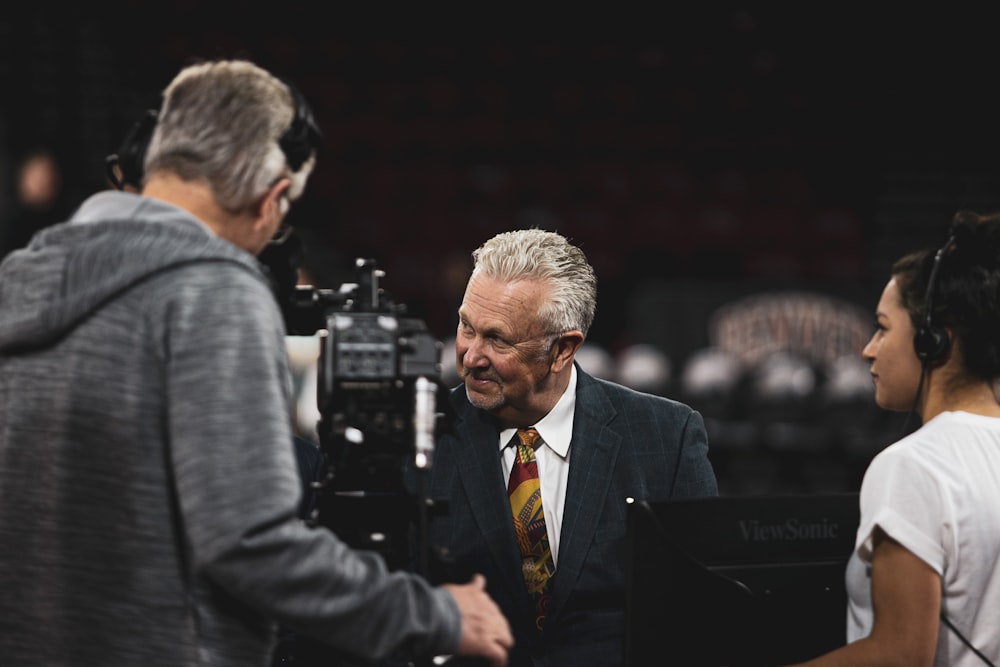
[792,210,1000,666]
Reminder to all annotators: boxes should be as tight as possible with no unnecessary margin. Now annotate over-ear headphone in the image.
[105,108,158,190]
[105,77,321,191]
[912,235,955,363]
[278,78,321,172]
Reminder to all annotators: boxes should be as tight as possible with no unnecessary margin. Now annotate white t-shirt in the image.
[846,411,1000,665]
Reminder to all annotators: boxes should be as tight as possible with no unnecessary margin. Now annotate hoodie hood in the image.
[0,190,266,351]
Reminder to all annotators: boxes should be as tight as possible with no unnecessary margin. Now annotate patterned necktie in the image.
[507,428,556,630]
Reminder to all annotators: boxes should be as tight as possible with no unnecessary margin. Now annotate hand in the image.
[442,574,513,667]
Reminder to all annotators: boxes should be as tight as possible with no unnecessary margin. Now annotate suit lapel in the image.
[546,370,621,626]
[450,399,535,617]
[447,371,622,634]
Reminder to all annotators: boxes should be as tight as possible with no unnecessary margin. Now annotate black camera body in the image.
[283,258,446,571]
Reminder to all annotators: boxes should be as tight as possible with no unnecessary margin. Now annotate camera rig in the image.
[278,253,449,573]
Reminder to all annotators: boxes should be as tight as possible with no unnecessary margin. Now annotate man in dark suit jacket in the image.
[427,229,718,666]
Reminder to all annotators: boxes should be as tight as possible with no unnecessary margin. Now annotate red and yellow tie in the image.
[507,428,556,629]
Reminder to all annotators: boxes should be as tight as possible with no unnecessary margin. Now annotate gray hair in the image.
[143,59,315,213]
[471,228,597,337]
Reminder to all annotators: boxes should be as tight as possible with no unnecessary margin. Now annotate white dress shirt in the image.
[498,365,577,567]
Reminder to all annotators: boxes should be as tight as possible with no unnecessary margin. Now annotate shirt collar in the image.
[498,364,577,459]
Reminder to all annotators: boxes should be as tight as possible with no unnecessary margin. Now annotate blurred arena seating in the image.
[12,16,975,497]
[664,289,898,495]
[239,35,916,495]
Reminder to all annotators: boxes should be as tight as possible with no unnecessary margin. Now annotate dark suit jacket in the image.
[427,366,718,666]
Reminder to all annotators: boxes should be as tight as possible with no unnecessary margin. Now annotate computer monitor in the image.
[624,493,859,667]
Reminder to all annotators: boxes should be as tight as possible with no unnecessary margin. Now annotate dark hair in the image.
[893,210,1000,380]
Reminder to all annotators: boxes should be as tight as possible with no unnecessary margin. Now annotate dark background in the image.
[4,6,1000,492]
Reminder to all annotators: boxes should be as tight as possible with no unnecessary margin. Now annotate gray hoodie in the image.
[0,191,459,666]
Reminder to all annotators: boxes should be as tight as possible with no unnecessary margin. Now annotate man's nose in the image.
[461,337,489,368]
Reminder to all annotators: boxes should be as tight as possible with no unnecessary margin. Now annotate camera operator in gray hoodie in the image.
[0,59,511,667]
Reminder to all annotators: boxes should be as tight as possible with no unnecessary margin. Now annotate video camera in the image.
[285,257,443,482]
[268,240,449,573]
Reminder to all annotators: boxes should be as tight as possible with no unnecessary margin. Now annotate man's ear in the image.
[551,331,585,373]
[254,177,291,225]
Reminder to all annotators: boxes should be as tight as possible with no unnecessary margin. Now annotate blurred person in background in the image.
[0,148,71,260]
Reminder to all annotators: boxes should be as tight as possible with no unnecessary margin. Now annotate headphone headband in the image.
[278,78,322,172]
[107,78,321,190]
[913,235,955,363]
